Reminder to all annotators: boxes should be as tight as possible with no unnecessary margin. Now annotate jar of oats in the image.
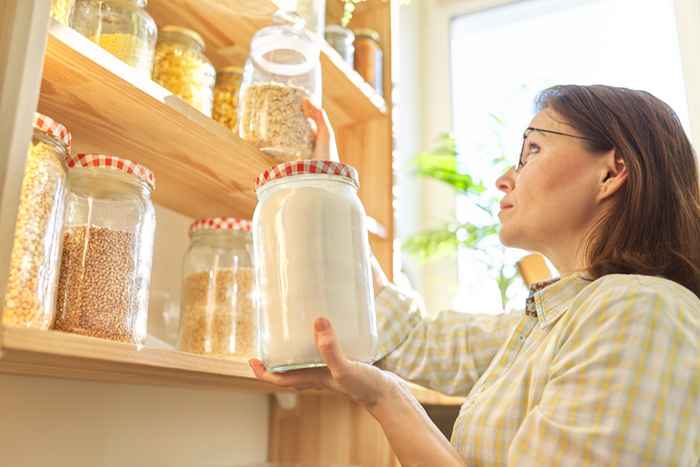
[213,66,244,132]
[152,26,216,117]
[253,160,377,372]
[178,217,257,358]
[2,113,71,330]
[70,0,157,78]
[239,12,321,161]
[50,0,76,26]
[53,154,156,344]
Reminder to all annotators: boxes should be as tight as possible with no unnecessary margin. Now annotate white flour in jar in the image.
[254,181,377,371]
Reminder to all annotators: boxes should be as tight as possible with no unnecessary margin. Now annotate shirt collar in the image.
[525,273,592,328]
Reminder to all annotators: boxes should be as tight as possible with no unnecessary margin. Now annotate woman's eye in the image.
[527,142,541,154]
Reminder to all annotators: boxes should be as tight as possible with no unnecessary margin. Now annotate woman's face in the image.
[496,108,609,259]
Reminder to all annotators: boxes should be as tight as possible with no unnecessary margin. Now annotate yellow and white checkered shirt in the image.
[375,273,700,466]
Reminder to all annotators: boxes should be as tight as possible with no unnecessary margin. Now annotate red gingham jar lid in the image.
[67,154,156,191]
[255,160,360,191]
[33,112,72,153]
[189,217,252,236]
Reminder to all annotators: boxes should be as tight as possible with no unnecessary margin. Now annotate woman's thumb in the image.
[314,317,348,375]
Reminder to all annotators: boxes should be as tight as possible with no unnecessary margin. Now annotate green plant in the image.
[403,130,522,311]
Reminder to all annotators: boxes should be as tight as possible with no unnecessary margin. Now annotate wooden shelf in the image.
[146,0,387,129]
[39,20,277,221]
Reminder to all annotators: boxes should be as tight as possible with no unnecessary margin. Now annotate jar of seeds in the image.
[2,113,71,330]
[152,25,216,117]
[239,12,321,161]
[213,66,244,132]
[179,217,257,358]
[70,0,157,78]
[53,154,156,344]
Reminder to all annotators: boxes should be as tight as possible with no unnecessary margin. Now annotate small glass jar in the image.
[239,12,321,161]
[354,28,383,97]
[213,66,244,132]
[325,24,355,66]
[295,0,325,35]
[3,113,71,330]
[253,160,377,372]
[71,0,157,78]
[179,218,257,357]
[50,0,76,26]
[53,154,156,344]
[152,26,216,117]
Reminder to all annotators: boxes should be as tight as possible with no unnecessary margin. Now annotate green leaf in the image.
[402,222,499,262]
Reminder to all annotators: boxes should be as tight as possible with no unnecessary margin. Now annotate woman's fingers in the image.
[303,98,339,162]
[314,317,350,379]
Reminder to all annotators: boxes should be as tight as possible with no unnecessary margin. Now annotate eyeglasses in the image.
[515,127,595,172]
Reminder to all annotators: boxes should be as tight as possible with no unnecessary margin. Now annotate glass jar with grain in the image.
[152,26,216,117]
[354,28,383,97]
[2,113,71,330]
[71,0,157,78]
[178,218,257,358]
[53,154,156,344]
[213,66,244,132]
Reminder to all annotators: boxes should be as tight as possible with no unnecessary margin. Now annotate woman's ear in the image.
[597,150,628,202]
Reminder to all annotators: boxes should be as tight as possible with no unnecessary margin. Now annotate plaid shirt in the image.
[375,273,700,466]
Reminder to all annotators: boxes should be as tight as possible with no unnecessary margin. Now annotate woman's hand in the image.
[303,99,340,162]
[249,317,398,408]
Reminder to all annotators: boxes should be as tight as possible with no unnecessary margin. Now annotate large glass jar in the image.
[2,113,71,330]
[325,24,355,66]
[253,160,377,372]
[213,66,244,132]
[295,0,325,35]
[239,12,321,161]
[179,218,257,357]
[71,0,157,78]
[50,0,76,26]
[53,154,156,344]
[152,26,216,117]
[354,28,383,97]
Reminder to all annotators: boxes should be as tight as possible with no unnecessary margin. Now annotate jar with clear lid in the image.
[354,28,383,97]
[3,113,71,330]
[153,25,216,117]
[325,24,355,66]
[253,160,377,372]
[239,12,321,161]
[71,0,157,78]
[50,0,76,26]
[179,218,257,357]
[53,154,156,344]
[213,66,244,132]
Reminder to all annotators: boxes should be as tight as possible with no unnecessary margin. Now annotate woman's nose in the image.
[496,167,516,193]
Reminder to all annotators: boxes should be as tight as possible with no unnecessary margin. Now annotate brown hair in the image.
[536,84,700,296]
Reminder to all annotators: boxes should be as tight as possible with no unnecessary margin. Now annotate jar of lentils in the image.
[179,218,257,357]
[71,0,157,78]
[213,66,244,132]
[3,113,71,330]
[152,25,216,117]
[53,154,156,344]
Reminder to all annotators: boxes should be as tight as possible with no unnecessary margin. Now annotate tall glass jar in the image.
[354,28,383,97]
[71,0,157,78]
[253,160,377,372]
[53,154,156,344]
[152,26,216,117]
[179,218,257,358]
[50,0,76,26]
[3,113,71,330]
[239,12,321,161]
[295,0,325,35]
[325,24,355,66]
[213,66,244,132]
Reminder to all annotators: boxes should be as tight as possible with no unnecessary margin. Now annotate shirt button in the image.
[519,334,524,341]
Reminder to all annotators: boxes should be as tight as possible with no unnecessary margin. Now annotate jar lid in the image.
[160,25,205,49]
[255,160,359,191]
[67,153,156,191]
[354,28,380,43]
[33,112,72,153]
[190,217,252,236]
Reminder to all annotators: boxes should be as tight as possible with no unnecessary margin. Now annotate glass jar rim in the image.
[67,154,156,192]
[159,25,206,49]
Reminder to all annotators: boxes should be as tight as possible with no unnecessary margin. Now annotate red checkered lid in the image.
[67,154,156,190]
[33,112,72,153]
[189,217,252,236]
[255,160,360,191]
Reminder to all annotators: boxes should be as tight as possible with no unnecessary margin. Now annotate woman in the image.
[250,85,700,466]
